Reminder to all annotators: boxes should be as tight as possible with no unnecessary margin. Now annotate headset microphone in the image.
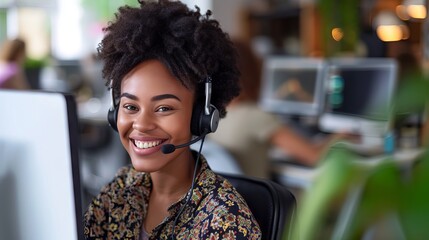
[161,132,208,154]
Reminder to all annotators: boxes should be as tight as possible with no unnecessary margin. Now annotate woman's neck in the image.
[149,149,196,198]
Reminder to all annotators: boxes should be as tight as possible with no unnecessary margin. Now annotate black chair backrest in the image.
[220,173,296,240]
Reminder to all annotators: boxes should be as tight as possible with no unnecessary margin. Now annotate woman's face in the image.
[117,60,195,172]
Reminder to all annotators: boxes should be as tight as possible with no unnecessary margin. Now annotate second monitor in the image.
[319,57,398,137]
[259,57,327,117]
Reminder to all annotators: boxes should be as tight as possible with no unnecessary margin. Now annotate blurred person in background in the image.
[0,38,30,89]
[209,39,353,179]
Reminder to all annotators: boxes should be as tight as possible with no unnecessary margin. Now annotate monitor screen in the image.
[0,90,83,240]
[259,57,326,116]
[319,58,398,136]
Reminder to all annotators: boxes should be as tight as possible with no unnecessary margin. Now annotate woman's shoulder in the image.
[201,171,255,216]
[0,62,18,84]
[194,171,262,238]
[0,62,18,73]
[230,102,279,121]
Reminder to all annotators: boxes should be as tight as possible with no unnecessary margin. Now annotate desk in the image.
[271,148,424,189]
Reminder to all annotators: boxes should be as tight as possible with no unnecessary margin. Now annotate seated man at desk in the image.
[208,40,352,179]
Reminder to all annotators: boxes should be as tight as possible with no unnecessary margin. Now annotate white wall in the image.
[181,0,259,39]
[212,0,251,39]
[181,0,212,15]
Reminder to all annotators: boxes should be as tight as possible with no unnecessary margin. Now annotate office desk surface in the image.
[272,148,425,189]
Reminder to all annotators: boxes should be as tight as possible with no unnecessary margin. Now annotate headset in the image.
[107,76,220,139]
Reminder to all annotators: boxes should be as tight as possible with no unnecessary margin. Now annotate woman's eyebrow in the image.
[120,93,181,102]
[151,94,181,102]
[120,92,138,100]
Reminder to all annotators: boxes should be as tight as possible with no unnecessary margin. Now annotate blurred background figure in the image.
[208,39,353,179]
[0,38,30,90]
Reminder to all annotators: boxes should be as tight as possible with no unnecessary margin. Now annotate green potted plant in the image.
[290,76,429,240]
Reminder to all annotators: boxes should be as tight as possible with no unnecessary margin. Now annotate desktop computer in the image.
[319,57,398,153]
[259,56,327,117]
[0,90,83,240]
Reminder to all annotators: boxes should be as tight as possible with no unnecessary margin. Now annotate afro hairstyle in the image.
[98,0,240,118]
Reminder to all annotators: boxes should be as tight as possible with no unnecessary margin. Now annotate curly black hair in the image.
[98,0,240,118]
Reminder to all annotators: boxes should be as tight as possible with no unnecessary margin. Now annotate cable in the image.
[170,135,206,239]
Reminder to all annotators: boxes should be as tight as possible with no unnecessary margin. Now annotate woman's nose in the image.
[132,110,156,132]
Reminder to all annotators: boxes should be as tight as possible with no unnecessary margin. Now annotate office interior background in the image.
[1,0,429,239]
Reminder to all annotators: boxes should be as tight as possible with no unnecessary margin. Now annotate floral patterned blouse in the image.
[83,153,262,239]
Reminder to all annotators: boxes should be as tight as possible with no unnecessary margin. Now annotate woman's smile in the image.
[133,139,163,149]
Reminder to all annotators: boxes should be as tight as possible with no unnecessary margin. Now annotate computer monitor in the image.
[259,57,327,116]
[0,90,83,240]
[318,58,398,137]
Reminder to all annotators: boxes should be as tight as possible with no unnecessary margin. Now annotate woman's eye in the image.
[123,104,138,111]
[156,106,172,112]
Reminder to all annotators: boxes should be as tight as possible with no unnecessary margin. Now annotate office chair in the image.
[220,173,297,240]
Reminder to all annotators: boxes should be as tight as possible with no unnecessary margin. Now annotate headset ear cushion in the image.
[107,107,118,132]
[191,103,219,136]
[191,104,204,136]
[208,106,220,133]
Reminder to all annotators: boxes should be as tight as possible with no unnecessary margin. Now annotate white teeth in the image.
[134,140,161,149]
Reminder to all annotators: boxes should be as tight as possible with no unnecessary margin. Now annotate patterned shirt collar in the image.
[123,150,215,214]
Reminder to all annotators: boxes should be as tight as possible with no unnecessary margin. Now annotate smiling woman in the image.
[82,0,262,239]
[117,60,195,173]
